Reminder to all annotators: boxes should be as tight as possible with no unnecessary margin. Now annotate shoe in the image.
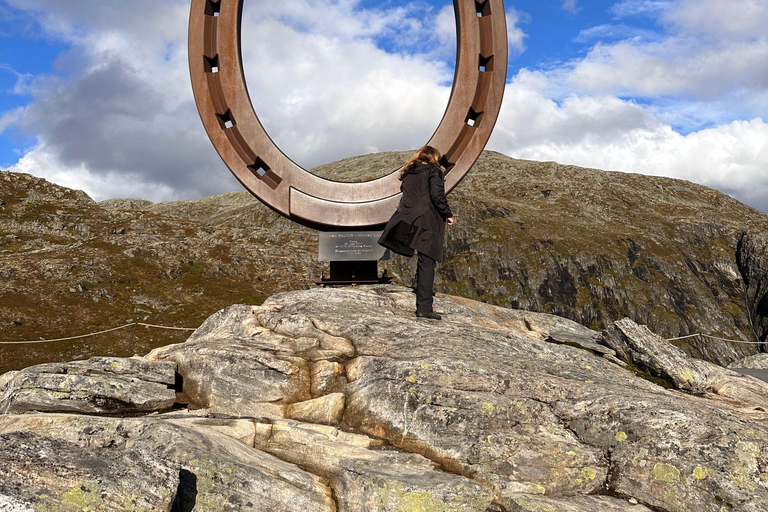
[416,311,442,320]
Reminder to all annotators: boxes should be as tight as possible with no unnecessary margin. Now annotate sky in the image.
[0,0,767,212]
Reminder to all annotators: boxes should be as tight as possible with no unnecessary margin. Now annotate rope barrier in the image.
[667,333,766,345]
[0,322,197,344]
[137,322,197,332]
[3,324,761,345]
[666,334,700,341]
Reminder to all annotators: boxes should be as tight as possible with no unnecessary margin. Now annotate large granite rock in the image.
[144,305,298,415]
[0,356,177,415]
[0,429,179,511]
[0,413,336,512]
[144,302,356,418]
[603,318,708,394]
[251,418,495,511]
[3,285,768,511]
[257,286,768,511]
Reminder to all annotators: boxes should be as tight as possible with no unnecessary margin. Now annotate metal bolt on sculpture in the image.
[189,0,508,231]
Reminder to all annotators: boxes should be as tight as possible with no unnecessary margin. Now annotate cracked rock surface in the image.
[2,285,768,511]
[0,428,179,511]
[0,413,336,511]
[0,356,176,415]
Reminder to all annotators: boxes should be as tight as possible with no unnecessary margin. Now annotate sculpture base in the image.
[316,231,392,286]
[316,261,392,286]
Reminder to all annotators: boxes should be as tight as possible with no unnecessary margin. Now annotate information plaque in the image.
[318,232,390,262]
[317,231,391,285]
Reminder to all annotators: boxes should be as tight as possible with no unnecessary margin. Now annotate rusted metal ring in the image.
[189,0,507,229]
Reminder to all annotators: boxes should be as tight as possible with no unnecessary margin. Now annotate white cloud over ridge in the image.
[490,70,768,210]
[0,0,766,214]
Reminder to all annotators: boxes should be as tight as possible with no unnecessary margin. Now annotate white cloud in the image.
[569,39,768,100]
[663,0,768,40]
[434,4,458,58]
[0,0,767,216]
[0,106,24,134]
[489,71,768,211]
[11,142,187,203]
[239,1,454,169]
[506,8,528,55]
[571,42,768,102]
[610,0,671,18]
[574,24,660,43]
[568,0,768,110]
[561,0,580,14]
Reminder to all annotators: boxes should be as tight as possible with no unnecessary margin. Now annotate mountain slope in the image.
[1,151,767,371]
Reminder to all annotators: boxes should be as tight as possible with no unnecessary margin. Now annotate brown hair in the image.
[400,146,442,181]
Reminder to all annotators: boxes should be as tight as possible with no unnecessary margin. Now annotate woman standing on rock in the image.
[378,146,454,320]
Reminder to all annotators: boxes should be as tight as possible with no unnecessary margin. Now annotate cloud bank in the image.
[1,0,767,213]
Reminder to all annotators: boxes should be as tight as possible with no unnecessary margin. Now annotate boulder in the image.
[146,305,312,417]
[285,393,345,426]
[0,413,336,511]
[0,356,176,415]
[692,359,768,419]
[603,318,708,394]
[261,286,768,511]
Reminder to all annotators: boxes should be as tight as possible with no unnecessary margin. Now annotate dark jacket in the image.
[378,162,453,261]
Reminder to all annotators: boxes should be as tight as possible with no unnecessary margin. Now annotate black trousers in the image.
[415,252,437,313]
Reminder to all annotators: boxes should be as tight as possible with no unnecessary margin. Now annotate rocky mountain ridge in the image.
[1,151,767,371]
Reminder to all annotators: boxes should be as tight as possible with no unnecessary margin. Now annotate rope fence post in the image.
[128,323,138,357]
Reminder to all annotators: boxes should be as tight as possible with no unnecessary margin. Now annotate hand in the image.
[447,217,455,225]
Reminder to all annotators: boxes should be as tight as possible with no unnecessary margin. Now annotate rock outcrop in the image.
[729,353,768,369]
[2,286,768,511]
[0,413,336,511]
[0,356,177,415]
[0,429,180,511]
[603,318,708,394]
[3,151,768,373]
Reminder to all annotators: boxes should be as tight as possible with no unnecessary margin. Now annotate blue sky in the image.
[0,0,767,211]
[0,12,67,166]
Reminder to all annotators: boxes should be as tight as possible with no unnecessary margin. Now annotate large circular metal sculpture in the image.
[189,0,507,230]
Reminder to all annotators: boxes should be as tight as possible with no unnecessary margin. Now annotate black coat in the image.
[378,162,453,261]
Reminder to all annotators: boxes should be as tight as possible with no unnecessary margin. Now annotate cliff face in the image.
[1,151,767,370]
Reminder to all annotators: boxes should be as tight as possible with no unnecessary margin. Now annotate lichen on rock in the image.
[2,285,768,511]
